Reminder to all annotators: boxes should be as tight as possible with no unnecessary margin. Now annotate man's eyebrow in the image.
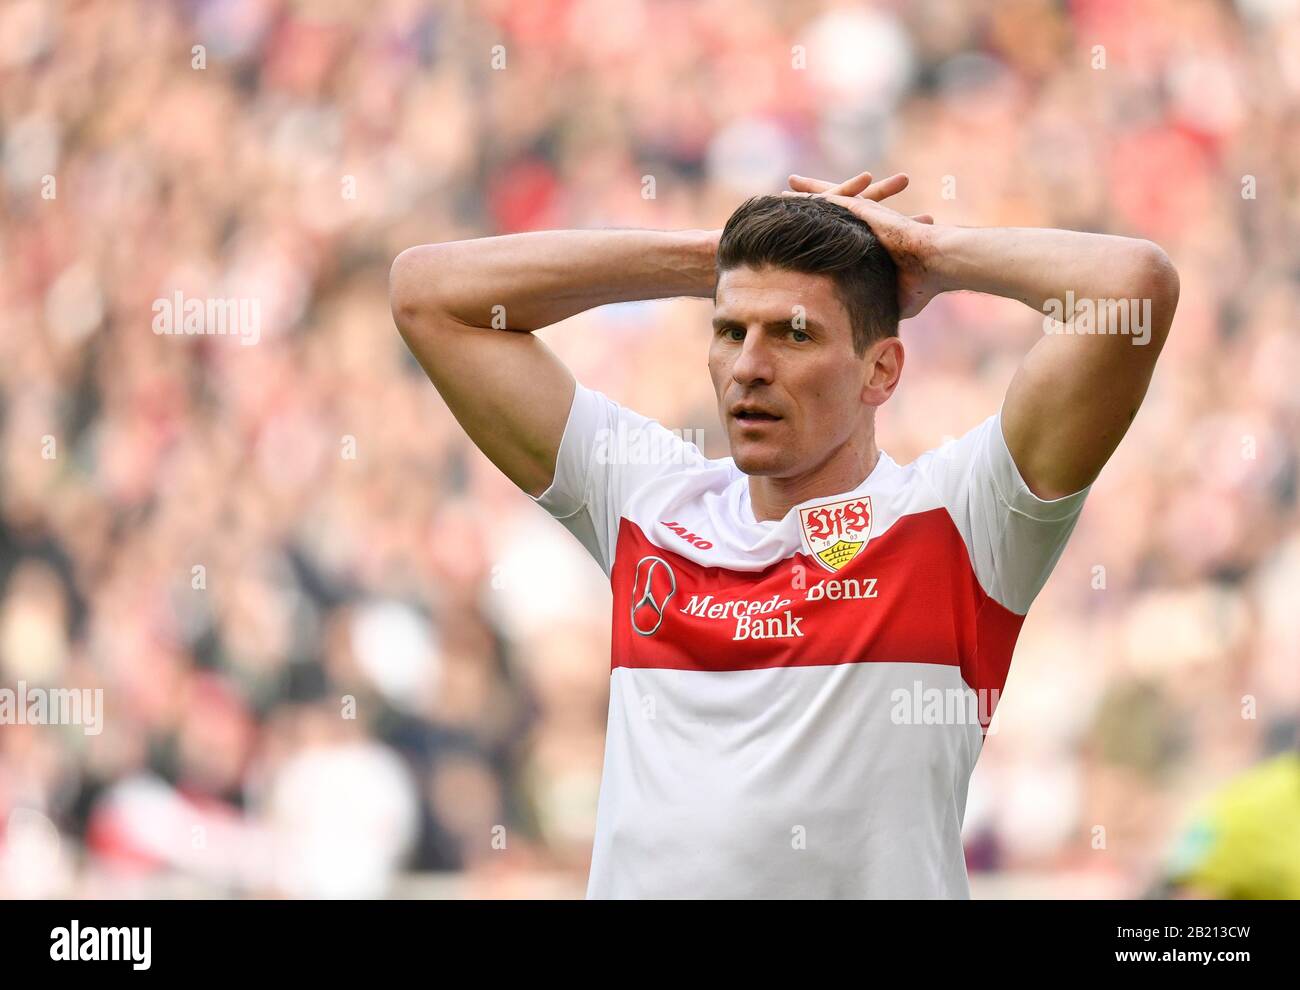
[711,316,825,331]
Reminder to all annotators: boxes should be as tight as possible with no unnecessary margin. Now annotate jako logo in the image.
[50,920,151,971]
[661,521,712,550]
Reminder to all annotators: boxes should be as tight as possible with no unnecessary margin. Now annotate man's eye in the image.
[791,329,810,342]
[722,327,745,342]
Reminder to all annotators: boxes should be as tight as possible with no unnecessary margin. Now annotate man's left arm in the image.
[784,176,1180,501]
[924,226,1180,500]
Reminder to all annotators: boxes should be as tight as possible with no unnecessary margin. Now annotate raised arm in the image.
[923,226,1179,500]
[786,174,1180,501]
[389,229,719,497]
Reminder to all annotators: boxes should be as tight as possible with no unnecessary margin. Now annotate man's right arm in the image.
[388,229,720,498]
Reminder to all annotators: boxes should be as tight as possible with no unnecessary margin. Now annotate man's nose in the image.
[731,330,774,386]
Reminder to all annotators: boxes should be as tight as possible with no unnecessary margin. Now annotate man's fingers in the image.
[788,174,841,194]
[784,189,934,226]
[789,172,874,196]
[789,171,910,204]
[861,173,909,201]
[829,171,875,197]
[817,193,872,212]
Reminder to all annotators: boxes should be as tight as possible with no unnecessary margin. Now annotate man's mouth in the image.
[732,407,782,423]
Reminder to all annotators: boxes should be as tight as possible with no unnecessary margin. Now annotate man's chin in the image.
[730,444,792,476]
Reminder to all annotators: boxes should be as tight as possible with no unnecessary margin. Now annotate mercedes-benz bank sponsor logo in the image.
[631,556,676,636]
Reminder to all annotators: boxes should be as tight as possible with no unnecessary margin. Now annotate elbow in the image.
[1133,240,1180,332]
[1133,239,1185,348]
[388,244,446,333]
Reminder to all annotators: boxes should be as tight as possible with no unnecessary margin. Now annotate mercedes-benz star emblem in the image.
[631,555,676,636]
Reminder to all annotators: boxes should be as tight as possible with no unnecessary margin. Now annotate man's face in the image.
[709,264,879,477]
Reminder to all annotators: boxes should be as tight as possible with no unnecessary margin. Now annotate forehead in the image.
[714,265,848,324]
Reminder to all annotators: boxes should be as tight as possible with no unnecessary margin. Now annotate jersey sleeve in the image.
[912,407,1091,615]
[529,383,707,576]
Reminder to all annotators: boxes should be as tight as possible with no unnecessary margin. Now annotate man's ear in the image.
[861,337,904,408]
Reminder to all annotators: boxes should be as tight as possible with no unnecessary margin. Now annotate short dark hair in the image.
[716,195,899,355]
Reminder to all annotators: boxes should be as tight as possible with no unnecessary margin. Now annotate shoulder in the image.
[906,409,1092,522]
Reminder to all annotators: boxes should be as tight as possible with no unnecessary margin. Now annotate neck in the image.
[747,430,881,523]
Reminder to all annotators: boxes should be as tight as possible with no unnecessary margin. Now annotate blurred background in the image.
[1,0,1298,899]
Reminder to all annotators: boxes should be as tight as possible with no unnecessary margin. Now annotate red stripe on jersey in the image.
[610,511,1023,699]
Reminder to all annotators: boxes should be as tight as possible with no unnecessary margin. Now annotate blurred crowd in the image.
[1,0,1297,898]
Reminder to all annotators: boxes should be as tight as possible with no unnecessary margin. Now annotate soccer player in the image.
[388,170,1179,898]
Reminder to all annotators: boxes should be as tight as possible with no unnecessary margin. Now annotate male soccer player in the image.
[389,170,1179,898]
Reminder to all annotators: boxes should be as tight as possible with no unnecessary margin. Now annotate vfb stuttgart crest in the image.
[799,496,872,572]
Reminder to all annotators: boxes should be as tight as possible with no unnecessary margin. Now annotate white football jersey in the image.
[531,383,1090,899]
